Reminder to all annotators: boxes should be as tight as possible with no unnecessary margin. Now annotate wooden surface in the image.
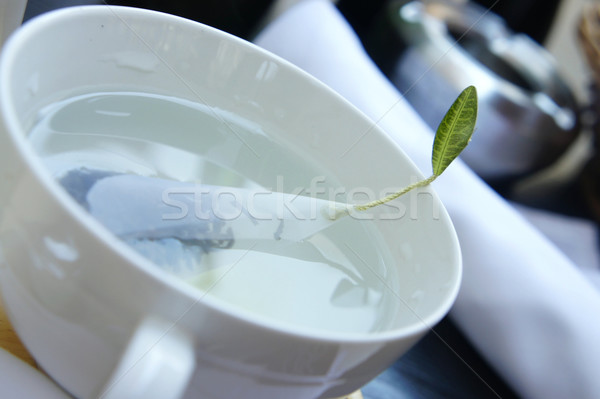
[334,392,363,399]
[0,297,36,367]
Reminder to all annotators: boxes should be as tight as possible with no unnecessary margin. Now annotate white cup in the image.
[0,6,462,399]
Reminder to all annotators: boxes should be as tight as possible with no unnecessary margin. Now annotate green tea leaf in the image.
[335,85,478,220]
[431,86,478,176]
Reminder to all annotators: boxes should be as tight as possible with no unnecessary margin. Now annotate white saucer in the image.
[0,348,70,398]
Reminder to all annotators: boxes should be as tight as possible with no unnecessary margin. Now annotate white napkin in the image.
[514,203,600,291]
[254,1,600,398]
[0,0,27,49]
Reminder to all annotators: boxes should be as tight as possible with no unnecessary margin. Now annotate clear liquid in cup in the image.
[28,91,403,334]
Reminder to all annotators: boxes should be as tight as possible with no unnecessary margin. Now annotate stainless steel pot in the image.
[379,0,580,180]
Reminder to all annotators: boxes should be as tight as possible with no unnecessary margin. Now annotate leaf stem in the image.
[324,174,438,221]
[354,174,438,212]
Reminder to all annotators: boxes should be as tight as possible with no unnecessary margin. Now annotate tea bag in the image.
[58,168,347,276]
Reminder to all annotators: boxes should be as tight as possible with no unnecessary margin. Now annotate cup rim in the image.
[0,4,462,344]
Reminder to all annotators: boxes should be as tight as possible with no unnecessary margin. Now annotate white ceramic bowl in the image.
[0,6,461,399]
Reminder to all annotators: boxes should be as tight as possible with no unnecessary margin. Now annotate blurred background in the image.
[17,0,600,398]
[23,0,600,220]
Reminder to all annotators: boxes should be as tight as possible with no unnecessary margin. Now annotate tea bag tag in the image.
[61,169,345,244]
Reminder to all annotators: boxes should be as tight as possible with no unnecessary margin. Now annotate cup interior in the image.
[0,5,461,339]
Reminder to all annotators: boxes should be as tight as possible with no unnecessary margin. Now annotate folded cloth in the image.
[254,1,600,398]
[514,203,600,291]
